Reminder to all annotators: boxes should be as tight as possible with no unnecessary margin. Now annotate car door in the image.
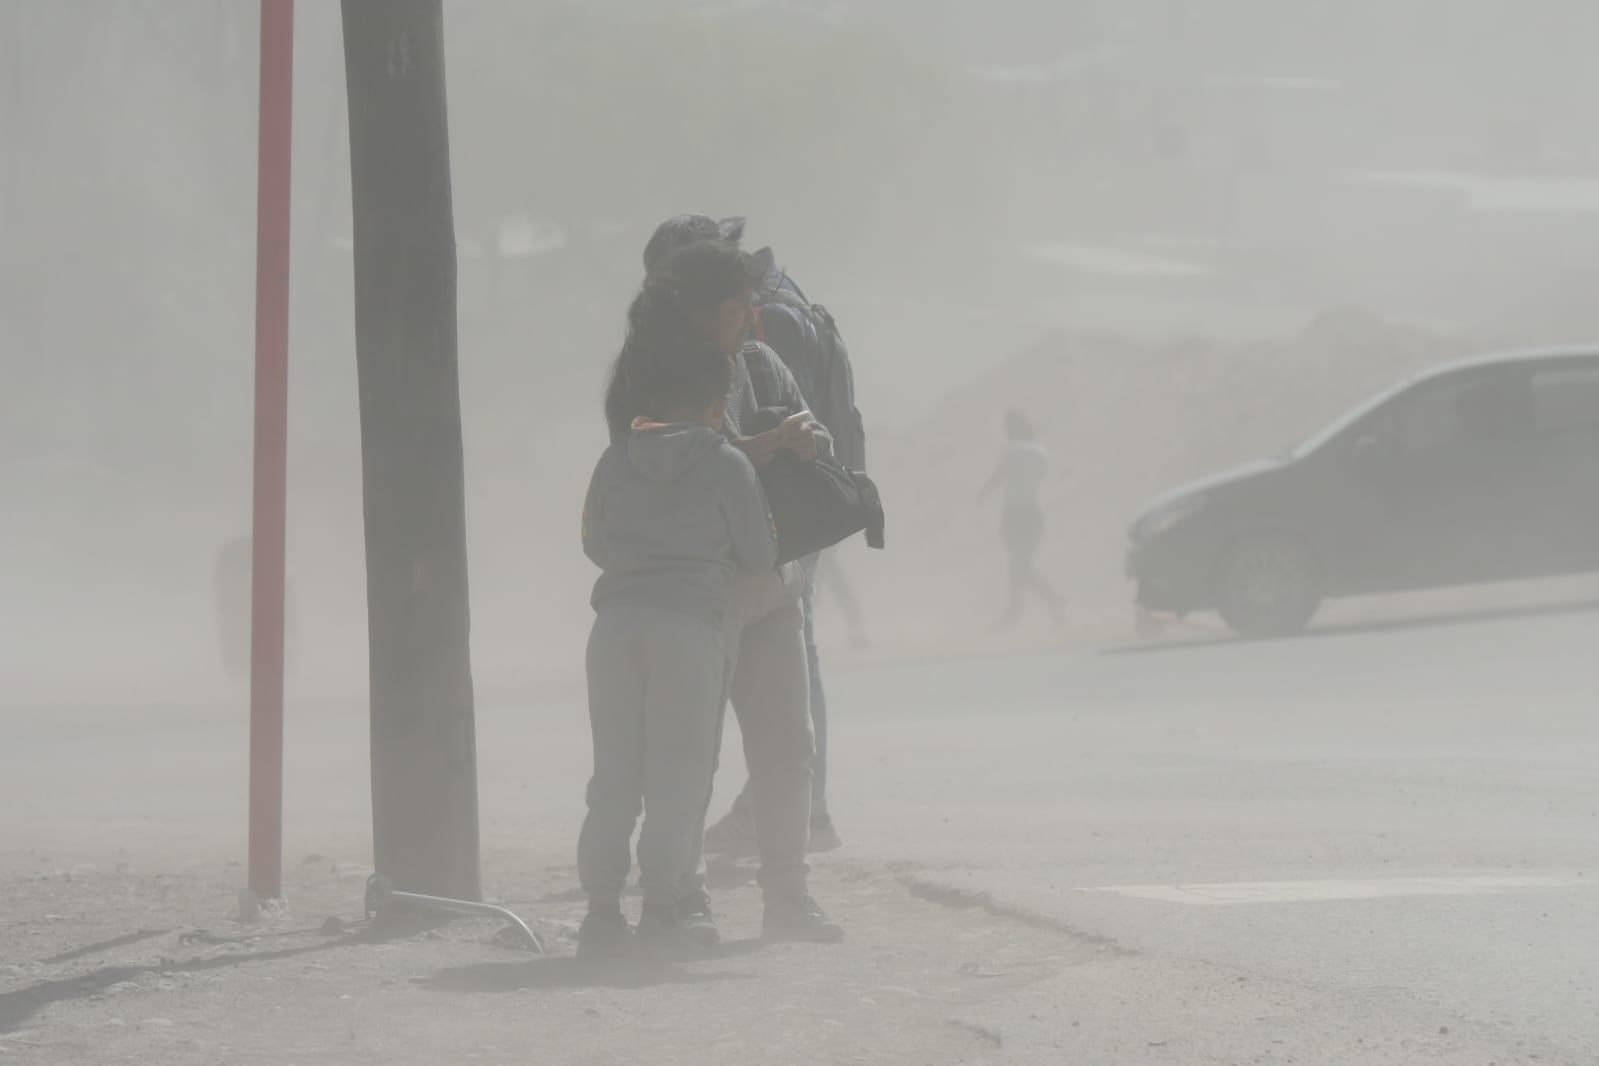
[1520,361,1599,575]
[1357,367,1540,592]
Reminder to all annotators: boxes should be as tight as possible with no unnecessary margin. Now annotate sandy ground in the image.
[4,593,1598,1064]
[0,852,1087,1066]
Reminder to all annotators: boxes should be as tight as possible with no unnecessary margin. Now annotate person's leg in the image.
[1019,508,1064,622]
[819,550,868,649]
[730,599,841,940]
[576,611,646,913]
[729,599,813,895]
[1025,566,1065,620]
[678,647,732,902]
[1000,508,1028,627]
[635,610,727,947]
[701,772,756,856]
[802,563,829,821]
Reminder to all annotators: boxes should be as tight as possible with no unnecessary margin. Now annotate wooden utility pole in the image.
[340,0,481,901]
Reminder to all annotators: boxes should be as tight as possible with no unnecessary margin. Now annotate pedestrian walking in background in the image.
[981,410,1064,628]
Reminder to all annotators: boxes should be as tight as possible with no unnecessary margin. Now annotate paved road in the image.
[3,602,1597,1062]
[841,604,1599,1063]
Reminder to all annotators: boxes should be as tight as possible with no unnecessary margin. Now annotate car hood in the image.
[1131,458,1285,525]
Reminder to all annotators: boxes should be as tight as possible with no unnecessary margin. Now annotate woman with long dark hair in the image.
[599,234,846,945]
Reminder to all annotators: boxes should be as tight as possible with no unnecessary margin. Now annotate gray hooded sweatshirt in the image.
[582,422,779,631]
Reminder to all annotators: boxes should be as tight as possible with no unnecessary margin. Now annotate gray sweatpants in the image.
[683,593,815,902]
[578,606,729,910]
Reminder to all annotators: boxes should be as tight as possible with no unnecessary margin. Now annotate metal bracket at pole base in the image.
[364,874,543,953]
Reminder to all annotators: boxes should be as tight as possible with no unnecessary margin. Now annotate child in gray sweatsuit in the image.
[577,347,778,957]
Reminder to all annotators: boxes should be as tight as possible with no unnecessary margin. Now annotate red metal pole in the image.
[248,0,294,902]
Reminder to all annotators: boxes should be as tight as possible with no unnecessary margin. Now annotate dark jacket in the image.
[754,267,866,472]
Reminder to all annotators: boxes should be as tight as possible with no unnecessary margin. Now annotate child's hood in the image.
[625,422,725,482]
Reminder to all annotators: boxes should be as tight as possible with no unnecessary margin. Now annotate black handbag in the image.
[747,409,885,565]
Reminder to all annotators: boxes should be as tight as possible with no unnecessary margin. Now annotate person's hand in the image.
[736,431,783,467]
[778,410,819,462]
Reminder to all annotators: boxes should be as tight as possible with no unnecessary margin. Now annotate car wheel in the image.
[1216,535,1322,638]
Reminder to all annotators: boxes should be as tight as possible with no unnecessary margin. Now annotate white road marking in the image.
[1084,875,1589,905]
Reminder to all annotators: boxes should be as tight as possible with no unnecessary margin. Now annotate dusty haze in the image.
[4,0,1598,706]
[6,5,1599,1065]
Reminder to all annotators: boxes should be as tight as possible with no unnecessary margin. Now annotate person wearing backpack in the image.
[605,226,846,944]
[683,219,868,857]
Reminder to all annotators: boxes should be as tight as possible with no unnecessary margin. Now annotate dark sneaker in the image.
[807,815,843,854]
[634,903,684,952]
[677,893,721,949]
[703,803,758,857]
[763,894,844,944]
[576,907,632,961]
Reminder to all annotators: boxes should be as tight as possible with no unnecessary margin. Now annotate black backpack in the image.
[746,407,884,565]
[754,286,867,473]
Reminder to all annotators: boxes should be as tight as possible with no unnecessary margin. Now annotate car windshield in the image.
[1286,378,1410,460]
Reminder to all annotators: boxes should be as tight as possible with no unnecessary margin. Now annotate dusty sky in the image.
[3,0,1597,707]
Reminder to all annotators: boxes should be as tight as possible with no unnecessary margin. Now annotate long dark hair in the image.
[604,240,755,441]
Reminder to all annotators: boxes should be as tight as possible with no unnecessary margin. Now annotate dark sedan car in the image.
[1127,347,1599,637]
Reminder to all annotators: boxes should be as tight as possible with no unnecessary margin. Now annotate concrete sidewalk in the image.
[0,853,1102,1066]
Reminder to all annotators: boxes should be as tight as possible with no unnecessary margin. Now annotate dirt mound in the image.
[819,311,1483,653]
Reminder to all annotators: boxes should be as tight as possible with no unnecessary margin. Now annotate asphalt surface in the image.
[3,600,1597,1062]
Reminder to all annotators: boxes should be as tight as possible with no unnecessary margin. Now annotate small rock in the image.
[1440,1027,1450,1036]
[321,916,346,936]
